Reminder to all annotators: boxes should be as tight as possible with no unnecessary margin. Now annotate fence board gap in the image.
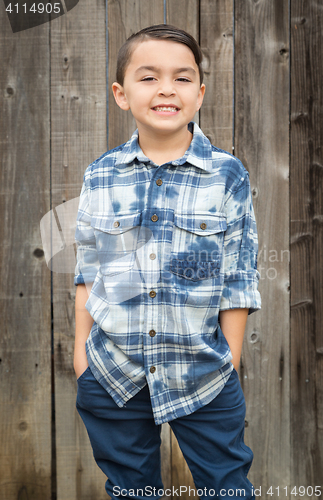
[234,0,290,493]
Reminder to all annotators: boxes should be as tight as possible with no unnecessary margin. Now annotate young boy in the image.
[74,24,261,500]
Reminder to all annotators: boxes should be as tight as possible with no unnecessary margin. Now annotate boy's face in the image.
[112,39,205,139]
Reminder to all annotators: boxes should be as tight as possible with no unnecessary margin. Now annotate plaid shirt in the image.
[74,121,261,425]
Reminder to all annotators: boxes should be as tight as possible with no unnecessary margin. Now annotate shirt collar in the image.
[115,122,213,172]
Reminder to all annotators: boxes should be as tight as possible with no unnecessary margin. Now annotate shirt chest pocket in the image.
[171,213,227,282]
[91,212,142,275]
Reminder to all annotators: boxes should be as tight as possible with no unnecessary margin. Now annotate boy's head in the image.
[112,24,206,141]
[115,24,204,87]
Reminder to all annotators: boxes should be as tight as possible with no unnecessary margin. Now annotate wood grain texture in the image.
[0,11,51,500]
[107,0,164,149]
[51,0,108,498]
[200,0,234,153]
[234,0,290,494]
[166,0,199,39]
[1,1,322,498]
[165,3,200,496]
[290,1,323,495]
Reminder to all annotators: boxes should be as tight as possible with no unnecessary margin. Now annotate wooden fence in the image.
[0,0,322,499]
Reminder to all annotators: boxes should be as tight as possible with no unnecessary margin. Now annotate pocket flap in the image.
[91,212,141,234]
[174,213,227,236]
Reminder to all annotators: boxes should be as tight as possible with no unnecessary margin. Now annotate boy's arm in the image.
[74,283,94,378]
[219,168,261,369]
[219,308,249,371]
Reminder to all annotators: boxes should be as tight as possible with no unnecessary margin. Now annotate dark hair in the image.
[116,24,204,86]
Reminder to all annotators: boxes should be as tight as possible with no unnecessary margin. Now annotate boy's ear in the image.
[112,82,130,111]
[196,83,206,112]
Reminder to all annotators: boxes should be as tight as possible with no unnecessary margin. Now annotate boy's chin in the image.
[136,120,192,135]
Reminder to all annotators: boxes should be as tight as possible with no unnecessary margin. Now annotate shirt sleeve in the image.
[220,167,261,315]
[74,169,100,285]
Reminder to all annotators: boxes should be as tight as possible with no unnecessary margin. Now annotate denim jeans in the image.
[76,367,255,500]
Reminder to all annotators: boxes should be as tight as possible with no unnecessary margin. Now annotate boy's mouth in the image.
[152,106,180,112]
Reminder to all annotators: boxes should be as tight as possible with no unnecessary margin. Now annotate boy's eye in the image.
[140,77,191,82]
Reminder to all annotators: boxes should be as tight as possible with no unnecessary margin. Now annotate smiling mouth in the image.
[152,106,180,112]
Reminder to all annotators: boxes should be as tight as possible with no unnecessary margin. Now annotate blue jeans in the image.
[76,367,255,500]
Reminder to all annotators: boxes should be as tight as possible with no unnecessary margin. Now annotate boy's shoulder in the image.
[190,122,249,180]
[85,143,127,175]
[211,144,246,168]
[209,144,249,186]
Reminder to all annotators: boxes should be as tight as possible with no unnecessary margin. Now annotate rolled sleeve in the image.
[74,172,99,286]
[220,168,261,315]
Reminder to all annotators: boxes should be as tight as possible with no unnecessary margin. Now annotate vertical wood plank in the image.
[108,0,164,149]
[234,0,290,494]
[290,1,323,495]
[166,0,199,40]
[200,0,234,154]
[0,11,51,500]
[165,3,199,496]
[51,1,108,499]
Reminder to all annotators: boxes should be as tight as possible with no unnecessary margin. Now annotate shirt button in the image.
[150,253,156,260]
[200,222,207,230]
[151,214,158,222]
[113,221,120,228]
[150,366,156,373]
[149,329,156,337]
[149,290,156,298]
[156,178,163,186]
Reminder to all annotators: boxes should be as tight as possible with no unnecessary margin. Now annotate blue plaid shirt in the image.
[74,121,261,425]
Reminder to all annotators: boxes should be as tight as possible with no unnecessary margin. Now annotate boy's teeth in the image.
[154,106,178,112]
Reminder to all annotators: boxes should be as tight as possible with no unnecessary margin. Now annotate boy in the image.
[74,24,261,500]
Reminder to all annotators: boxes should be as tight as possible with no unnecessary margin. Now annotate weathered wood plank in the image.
[200,0,234,154]
[290,1,323,495]
[0,12,51,500]
[165,3,199,496]
[108,0,164,150]
[234,0,290,494]
[166,0,199,44]
[51,1,108,499]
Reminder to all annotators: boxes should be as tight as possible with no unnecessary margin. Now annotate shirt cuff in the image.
[74,275,85,286]
[220,269,261,315]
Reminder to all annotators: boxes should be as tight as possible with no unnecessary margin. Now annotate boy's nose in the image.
[157,81,176,97]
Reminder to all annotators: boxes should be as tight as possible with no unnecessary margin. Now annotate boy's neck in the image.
[137,124,193,166]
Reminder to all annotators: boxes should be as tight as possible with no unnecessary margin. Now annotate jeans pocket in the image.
[76,365,91,382]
